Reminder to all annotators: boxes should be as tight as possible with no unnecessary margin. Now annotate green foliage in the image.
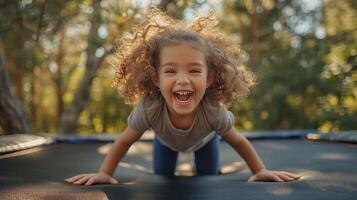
[0,0,355,134]
[222,0,356,131]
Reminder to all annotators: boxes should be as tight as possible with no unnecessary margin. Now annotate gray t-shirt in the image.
[127,96,234,152]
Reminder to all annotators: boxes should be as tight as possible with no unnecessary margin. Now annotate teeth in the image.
[175,91,192,95]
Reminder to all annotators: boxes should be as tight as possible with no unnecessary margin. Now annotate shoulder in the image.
[200,96,234,132]
[201,96,226,118]
[127,96,164,132]
[140,95,165,122]
[140,95,164,113]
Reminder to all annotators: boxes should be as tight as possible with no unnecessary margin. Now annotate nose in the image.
[176,74,190,85]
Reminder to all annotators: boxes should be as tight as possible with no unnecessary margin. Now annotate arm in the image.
[99,127,144,176]
[65,127,144,185]
[221,127,265,174]
[222,127,300,182]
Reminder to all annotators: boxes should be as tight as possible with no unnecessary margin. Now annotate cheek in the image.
[159,78,173,92]
[196,80,209,94]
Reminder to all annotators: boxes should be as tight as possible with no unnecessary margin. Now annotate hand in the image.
[65,172,118,185]
[248,169,300,182]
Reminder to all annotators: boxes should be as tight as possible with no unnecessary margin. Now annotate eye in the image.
[190,69,202,74]
[164,69,176,73]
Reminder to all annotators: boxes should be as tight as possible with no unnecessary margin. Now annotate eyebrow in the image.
[160,62,204,67]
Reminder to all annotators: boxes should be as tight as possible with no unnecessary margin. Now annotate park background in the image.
[0,0,356,135]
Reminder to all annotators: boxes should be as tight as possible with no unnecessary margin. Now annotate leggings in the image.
[153,135,220,176]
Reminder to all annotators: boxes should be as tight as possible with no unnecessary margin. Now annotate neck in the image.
[167,107,197,130]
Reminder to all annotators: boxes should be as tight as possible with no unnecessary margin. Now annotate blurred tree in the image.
[0,0,198,134]
[0,0,86,134]
[1,0,354,135]
[318,0,357,131]
[59,0,111,134]
[0,37,30,133]
[222,0,356,131]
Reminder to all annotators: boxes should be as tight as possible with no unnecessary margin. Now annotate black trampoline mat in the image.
[1,139,356,200]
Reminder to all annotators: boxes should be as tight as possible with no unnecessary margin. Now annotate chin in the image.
[171,104,197,116]
[174,109,194,116]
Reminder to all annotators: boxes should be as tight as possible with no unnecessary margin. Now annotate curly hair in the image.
[112,7,256,106]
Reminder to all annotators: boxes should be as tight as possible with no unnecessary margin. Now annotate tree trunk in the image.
[55,28,65,126]
[30,61,37,129]
[249,0,260,66]
[0,37,30,134]
[14,66,24,101]
[59,0,107,134]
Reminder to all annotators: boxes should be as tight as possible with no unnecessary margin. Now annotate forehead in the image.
[159,43,206,65]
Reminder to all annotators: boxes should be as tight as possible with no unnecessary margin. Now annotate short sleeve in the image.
[127,99,150,133]
[200,97,235,136]
[214,109,234,136]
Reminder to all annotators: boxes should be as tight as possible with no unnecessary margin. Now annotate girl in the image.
[65,8,299,185]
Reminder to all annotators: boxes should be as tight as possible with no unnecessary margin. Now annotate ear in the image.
[206,72,214,88]
[151,74,160,87]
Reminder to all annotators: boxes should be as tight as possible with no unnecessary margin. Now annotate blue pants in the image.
[153,135,220,176]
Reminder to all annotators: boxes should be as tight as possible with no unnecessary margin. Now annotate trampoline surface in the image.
[0,131,356,200]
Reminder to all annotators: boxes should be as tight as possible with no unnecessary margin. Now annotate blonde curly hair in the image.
[112,8,256,106]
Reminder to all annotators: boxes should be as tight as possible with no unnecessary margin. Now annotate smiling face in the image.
[155,42,213,119]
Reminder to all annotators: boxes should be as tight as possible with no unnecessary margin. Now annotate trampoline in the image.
[0,131,356,200]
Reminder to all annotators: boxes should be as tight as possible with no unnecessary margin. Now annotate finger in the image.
[65,174,86,183]
[65,175,80,182]
[278,171,297,177]
[109,177,118,184]
[248,176,257,182]
[271,174,284,182]
[74,176,90,185]
[85,177,96,186]
[277,173,294,181]
[279,171,301,179]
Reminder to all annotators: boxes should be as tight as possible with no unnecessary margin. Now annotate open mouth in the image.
[173,90,194,104]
